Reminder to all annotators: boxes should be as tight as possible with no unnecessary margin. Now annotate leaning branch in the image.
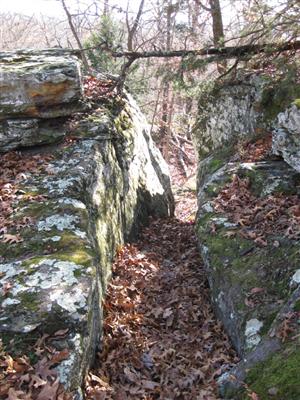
[106,40,300,60]
[75,40,299,93]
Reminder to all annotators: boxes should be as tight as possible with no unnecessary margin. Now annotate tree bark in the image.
[60,0,90,71]
[127,0,145,51]
[105,40,300,60]
[159,0,173,161]
[208,0,227,72]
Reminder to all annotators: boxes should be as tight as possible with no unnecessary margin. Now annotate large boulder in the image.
[0,49,84,152]
[0,49,83,120]
[193,70,300,398]
[0,51,174,393]
[193,71,300,160]
[197,160,300,350]
[272,103,300,172]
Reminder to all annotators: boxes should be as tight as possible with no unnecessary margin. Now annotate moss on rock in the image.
[293,98,300,109]
[245,345,300,400]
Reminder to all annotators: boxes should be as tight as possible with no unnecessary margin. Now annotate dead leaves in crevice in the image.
[213,174,300,246]
[237,134,272,163]
[83,76,116,103]
[86,193,237,400]
[0,331,72,400]
[0,151,51,243]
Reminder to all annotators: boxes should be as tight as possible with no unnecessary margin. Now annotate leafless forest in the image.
[1,0,299,178]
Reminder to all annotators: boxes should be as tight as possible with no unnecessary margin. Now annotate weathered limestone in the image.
[0,49,84,151]
[0,49,83,120]
[197,160,300,353]
[0,50,174,392]
[272,103,300,172]
[0,117,67,151]
[193,70,300,398]
[193,74,267,159]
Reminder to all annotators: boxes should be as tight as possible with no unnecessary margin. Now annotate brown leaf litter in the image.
[85,191,237,400]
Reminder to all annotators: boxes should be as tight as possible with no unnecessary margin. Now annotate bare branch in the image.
[98,40,300,61]
[59,0,90,70]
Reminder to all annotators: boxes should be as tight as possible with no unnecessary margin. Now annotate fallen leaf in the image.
[1,234,23,244]
[250,287,265,295]
[2,282,13,296]
[0,383,11,397]
[49,349,69,365]
[8,388,30,400]
[163,308,173,318]
[29,374,47,389]
[248,391,260,400]
[89,374,110,388]
[36,378,60,400]
[123,367,138,383]
[53,329,69,337]
[141,380,159,390]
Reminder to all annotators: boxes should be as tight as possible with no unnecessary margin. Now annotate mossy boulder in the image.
[192,70,300,163]
[196,158,300,397]
[197,160,300,353]
[0,71,173,391]
[193,68,300,398]
[244,344,300,400]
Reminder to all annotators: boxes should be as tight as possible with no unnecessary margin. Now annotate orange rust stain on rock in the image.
[27,82,71,103]
[24,106,39,116]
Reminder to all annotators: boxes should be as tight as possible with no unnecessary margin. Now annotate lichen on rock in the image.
[193,70,300,398]
[0,49,174,392]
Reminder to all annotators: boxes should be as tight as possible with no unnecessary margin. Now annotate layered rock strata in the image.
[0,50,174,392]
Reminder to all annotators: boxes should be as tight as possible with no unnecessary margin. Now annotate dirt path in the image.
[85,190,237,400]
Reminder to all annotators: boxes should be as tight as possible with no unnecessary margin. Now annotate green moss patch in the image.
[261,75,300,122]
[56,248,94,268]
[18,291,40,311]
[245,346,300,400]
[293,299,300,312]
[1,331,40,360]
[293,99,300,109]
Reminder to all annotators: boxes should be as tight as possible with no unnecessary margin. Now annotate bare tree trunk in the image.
[208,0,227,72]
[195,0,227,72]
[150,85,162,137]
[60,0,90,71]
[209,0,224,46]
[185,97,193,140]
[190,0,200,45]
[159,0,172,162]
[165,90,175,163]
[127,0,145,51]
[114,0,145,92]
[103,0,109,16]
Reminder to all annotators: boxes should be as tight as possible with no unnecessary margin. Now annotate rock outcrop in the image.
[193,71,300,398]
[0,49,84,151]
[273,103,300,172]
[0,50,174,393]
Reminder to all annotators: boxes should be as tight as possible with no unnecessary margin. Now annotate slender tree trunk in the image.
[160,0,172,161]
[195,0,227,73]
[208,0,227,72]
[127,0,145,51]
[185,97,193,140]
[60,0,90,71]
[103,0,109,16]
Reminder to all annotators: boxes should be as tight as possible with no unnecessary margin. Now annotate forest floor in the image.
[84,185,238,400]
[0,148,238,400]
